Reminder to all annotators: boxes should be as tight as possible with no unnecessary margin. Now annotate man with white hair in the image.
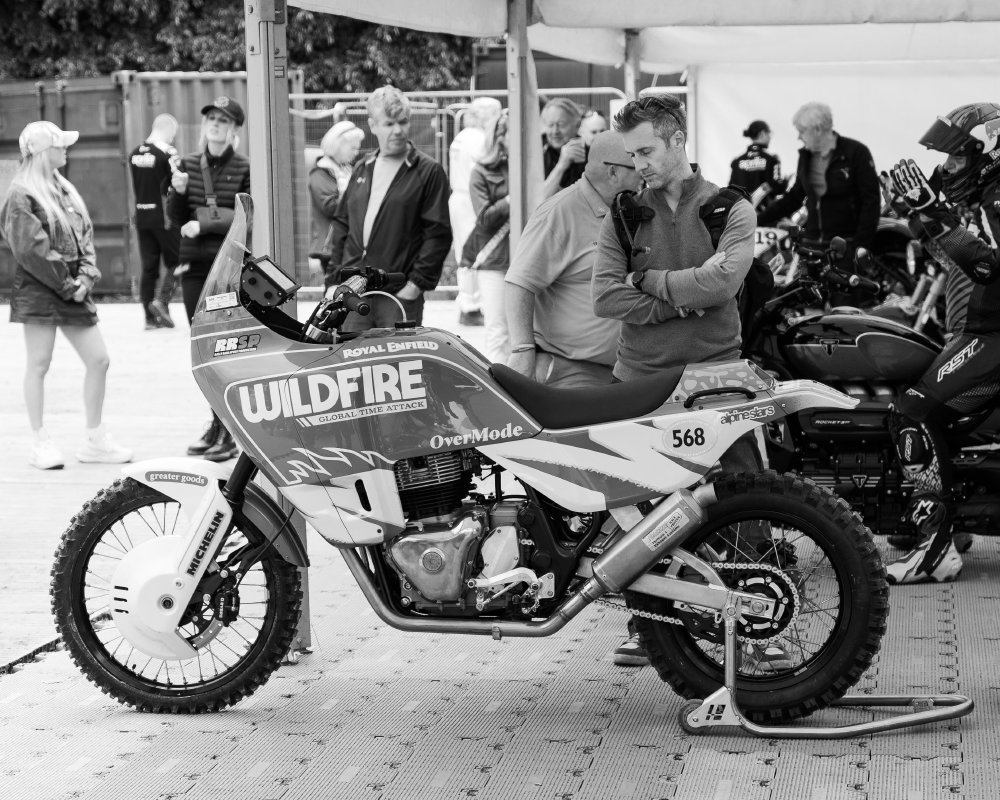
[129,113,180,329]
[449,97,503,326]
[758,101,880,263]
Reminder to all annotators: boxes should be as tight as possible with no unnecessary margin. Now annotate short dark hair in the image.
[614,94,687,143]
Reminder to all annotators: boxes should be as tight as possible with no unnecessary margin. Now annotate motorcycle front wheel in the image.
[51,477,302,713]
[626,471,888,724]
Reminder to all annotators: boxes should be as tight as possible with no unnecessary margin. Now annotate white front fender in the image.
[124,457,235,507]
[111,458,236,660]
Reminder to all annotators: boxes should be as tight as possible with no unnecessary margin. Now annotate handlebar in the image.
[824,269,881,294]
[302,267,407,343]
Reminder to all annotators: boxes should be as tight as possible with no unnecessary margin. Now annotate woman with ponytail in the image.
[1,121,132,469]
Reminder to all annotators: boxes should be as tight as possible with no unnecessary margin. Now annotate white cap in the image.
[19,121,79,158]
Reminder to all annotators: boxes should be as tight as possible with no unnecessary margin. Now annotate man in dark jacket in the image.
[324,86,451,328]
[129,113,180,329]
[758,102,880,261]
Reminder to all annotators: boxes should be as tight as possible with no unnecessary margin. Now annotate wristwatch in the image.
[632,269,648,291]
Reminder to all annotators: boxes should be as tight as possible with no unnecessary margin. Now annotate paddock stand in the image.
[677,612,974,739]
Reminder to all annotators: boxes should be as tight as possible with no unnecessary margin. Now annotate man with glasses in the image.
[592,94,763,667]
[505,131,641,387]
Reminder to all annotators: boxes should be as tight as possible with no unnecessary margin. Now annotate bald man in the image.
[129,113,181,329]
[505,131,641,387]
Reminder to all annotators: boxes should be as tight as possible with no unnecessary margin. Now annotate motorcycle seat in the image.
[490,363,685,430]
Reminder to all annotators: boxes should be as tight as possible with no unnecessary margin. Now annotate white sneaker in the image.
[76,427,133,464]
[29,432,64,470]
[887,540,962,585]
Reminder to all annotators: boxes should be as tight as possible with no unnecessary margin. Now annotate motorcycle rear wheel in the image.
[626,471,888,724]
[51,478,302,713]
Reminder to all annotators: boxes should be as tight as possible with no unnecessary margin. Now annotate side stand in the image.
[678,616,974,739]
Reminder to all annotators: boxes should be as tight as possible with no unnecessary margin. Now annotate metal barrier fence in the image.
[0,78,627,293]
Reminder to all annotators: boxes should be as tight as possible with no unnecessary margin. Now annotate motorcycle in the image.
[745,239,1000,541]
[51,194,896,732]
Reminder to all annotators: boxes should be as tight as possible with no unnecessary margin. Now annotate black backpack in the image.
[611,185,774,357]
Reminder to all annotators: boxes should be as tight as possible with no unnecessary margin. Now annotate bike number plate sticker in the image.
[206,291,238,311]
[660,414,717,458]
[643,508,690,551]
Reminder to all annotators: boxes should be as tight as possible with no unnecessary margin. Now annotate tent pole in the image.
[507,0,531,252]
[624,29,640,100]
[245,0,294,267]
[244,0,311,657]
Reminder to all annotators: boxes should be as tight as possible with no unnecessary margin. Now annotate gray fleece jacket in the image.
[591,168,755,381]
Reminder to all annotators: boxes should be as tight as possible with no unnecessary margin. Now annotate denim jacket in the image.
[1,182,101,325]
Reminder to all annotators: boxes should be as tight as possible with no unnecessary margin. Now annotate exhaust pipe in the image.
[341,484,716,639]
[590,484,715,593]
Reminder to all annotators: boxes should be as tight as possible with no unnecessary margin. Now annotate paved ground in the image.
[0,299,998,800]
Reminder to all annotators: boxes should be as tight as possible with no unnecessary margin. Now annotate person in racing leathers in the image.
[886,102,1000,583]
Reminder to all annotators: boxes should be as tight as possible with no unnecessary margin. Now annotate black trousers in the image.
[137,227,180,307]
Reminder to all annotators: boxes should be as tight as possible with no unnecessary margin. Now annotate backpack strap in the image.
[698,184,751,249]
[610,190,655,271]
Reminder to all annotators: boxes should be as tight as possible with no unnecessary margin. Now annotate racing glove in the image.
[890,159,939,212]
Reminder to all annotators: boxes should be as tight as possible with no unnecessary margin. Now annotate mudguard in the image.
[124,457,308,568]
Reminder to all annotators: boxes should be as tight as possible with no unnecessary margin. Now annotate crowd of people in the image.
[5,88,1000,657]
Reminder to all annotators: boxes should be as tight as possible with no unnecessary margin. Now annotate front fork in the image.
[110,455,259,660]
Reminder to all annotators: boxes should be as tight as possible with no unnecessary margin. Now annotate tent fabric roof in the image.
[528,21,1000,71]
[289,0,1000,38]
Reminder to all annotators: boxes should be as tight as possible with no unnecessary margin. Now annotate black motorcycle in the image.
[745,239,1000,541]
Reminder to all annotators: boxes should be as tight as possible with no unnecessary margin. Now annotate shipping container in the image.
[0,71,304,296]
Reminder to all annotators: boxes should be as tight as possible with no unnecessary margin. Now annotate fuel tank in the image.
[780,312,940,382]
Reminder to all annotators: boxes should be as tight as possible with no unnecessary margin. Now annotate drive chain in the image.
[597,561,801,646]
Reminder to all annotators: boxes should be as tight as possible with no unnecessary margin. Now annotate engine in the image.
[386,452,555,616]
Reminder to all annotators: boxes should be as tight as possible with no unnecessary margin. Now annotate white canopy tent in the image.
[245,0,1000,262]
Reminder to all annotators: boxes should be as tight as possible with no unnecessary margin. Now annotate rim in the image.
[74,498,274,693]
[669,514,846,680]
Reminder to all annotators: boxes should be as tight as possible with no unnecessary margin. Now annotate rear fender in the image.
[125,458,308,568]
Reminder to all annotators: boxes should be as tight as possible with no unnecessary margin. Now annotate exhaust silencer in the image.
[590,485,715,594]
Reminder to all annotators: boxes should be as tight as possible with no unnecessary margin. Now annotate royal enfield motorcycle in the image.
[51,195,895,733]
[746,243,1000,541]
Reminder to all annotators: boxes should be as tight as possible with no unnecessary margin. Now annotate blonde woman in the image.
[167,96,250,462]
[0,121,132,469]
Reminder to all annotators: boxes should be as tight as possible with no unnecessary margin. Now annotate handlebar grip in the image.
[344,292,371,315]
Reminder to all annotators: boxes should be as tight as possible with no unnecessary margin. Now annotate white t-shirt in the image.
[362,153,405,249]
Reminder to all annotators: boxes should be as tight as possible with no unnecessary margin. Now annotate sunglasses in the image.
[635,95,686,130]
[603,160,635,170]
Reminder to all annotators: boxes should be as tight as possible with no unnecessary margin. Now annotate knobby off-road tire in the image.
[626,471,888,725]
[51,478,302,713]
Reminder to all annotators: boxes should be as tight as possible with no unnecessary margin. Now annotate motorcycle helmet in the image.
[919,102,1000,203]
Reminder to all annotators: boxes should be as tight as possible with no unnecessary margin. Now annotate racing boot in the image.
[187,414,220,456]
[886,493,962,584]
[203,424,239,462]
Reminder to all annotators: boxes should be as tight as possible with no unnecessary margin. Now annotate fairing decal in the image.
[481,402,775,510]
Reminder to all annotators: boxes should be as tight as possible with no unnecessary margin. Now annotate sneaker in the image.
[76,427,133,464]
[887,539,962,584]
[613,634,649,667]
[953,532,974,553]
[29,433,64,470]
[748,641,794,671]
[150,299,175,328]
[458,310,484,327]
